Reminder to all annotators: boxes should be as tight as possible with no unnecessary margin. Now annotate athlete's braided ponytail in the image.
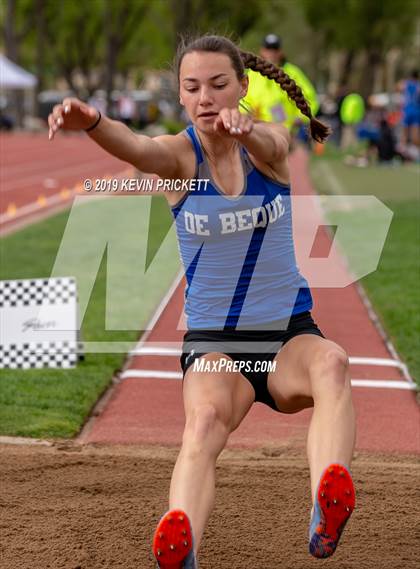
[240,51,330,143]
[175,34,330,143]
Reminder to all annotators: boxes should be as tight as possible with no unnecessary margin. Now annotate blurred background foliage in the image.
[0,0,420,93]
[1,0,419,101]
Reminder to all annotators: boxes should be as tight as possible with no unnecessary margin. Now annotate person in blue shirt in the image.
[48,34,355,569]
[400,70,420,148]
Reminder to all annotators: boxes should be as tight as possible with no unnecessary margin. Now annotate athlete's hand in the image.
[48,98,99,140]
[213,108,254,137]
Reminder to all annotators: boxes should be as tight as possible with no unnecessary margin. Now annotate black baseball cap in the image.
[262,34,282,50]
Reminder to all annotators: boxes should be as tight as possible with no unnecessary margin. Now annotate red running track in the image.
[78,148,419,455]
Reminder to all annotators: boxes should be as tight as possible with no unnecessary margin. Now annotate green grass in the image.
[310,152,420,385]
[0,196,180,438]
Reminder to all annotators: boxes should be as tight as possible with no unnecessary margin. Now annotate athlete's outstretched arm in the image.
[214,107,290,164]
[48,98,180,179]
[239,122,290,163]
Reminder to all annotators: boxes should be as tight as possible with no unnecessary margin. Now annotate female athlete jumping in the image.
[48,35,356,568]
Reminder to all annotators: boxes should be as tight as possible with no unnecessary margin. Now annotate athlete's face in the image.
[179,51,248,133]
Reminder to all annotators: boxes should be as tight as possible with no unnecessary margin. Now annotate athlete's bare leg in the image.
[267,335,356,510]
[169,353,255,553]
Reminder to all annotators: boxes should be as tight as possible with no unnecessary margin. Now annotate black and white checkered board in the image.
[0,277,76,308]
[0,341,80,369]
[0,277,82,369]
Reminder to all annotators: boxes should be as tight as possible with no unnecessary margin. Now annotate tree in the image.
[171,0,261,49]
[300,0,420,95]
[102,0,151,109]
[42,0,104,96]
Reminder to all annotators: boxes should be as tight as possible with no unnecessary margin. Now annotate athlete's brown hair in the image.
[175,34,330,143]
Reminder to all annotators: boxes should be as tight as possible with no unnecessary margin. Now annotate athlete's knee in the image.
[309,347,350,394]
[182,403,229,457]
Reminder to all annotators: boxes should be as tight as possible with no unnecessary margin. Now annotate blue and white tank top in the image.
[171,125,312,330]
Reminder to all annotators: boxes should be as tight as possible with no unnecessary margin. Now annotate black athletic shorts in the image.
[180,310,325,413]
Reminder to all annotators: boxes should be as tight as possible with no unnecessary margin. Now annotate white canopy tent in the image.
[0,53,37,89]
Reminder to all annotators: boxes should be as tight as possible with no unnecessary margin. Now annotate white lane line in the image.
[351,379,417,390]
[349,356,411,379]
[121,370,183,380]
[119,369,417,391]
[129,346,182,356]
[350,357,404,367]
